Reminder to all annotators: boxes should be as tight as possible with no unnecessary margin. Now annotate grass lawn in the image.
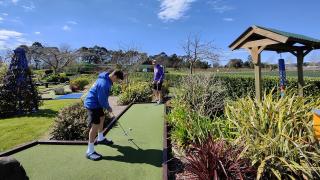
[0,99,79,152]
[13,104,164,180]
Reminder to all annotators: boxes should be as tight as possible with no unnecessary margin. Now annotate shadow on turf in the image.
[102,144,162,167]
[0,109,58,120]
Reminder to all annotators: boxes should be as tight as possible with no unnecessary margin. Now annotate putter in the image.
[110,112,129,136]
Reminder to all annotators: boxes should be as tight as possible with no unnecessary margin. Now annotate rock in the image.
[0,156,28,180]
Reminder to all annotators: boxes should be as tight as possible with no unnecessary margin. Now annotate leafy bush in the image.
[168,99,215,147]
[225,91,320,179]
[70,77,90,92]
[217,75,320,99]
[118,82,152,105]
[45,74,69,83]
[51,102,112,140]
[44,69,53,75]
[110,83,122,96]
[185,137,256,180]
[0,64,7,83]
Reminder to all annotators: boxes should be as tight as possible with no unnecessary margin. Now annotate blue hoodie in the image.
[84,72,112,110]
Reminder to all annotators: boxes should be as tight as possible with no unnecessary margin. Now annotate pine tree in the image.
[0,48,40,117]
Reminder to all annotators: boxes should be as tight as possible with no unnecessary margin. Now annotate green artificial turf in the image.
[13,103,165,180]
[0,99,79,152]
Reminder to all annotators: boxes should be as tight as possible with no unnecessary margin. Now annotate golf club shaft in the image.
[109,112,129,137]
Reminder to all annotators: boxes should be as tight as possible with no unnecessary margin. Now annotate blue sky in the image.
[1,0,320,64]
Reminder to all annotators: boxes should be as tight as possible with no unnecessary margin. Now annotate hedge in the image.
[128,72,320,99]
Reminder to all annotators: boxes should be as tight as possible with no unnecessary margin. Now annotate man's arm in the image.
[97,84,111,112]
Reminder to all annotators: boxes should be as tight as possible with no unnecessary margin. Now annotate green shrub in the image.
[70,77,90,92]
[168,99,215,147]
[51,102,111,140]
[45,74,69,83]
[216,75,320,99]
[110,83,122,96]
[118,82,152,105]
[225,91,320,179]
[0,64,7,83]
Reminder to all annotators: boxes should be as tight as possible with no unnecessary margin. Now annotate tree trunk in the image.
[190,62,193,74]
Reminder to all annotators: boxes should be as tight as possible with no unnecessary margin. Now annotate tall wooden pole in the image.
[297,50,304,97]
[250,47,262,100]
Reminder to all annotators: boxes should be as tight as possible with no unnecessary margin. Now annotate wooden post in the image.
[297,50,304,96]
[249,46,263,100]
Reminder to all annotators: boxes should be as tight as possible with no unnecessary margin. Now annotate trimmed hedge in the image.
[129,72,320,99]
[216,75,320,99]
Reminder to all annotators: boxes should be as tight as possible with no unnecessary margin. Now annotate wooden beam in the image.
[290,51,297,56]
[264,44,302,52]
[297,50,304,97]
[253,27,289,43]
[303,49,312,57]
[248,46,262,100]
[230,30,255,50]
[241,39,280,49]
[258,46,266,54]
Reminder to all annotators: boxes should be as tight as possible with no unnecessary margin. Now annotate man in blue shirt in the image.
[84,70,124,161]
[152,60,165,104]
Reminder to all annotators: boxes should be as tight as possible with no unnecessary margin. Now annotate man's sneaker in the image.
[157,100,162,104]
[86,151,102,161]
[97,138,114,145]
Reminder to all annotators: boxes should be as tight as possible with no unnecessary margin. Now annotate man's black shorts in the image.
[153,81,163,91]
[87,108,104,127]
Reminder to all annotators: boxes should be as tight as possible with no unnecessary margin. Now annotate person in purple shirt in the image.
[152,60,165,104]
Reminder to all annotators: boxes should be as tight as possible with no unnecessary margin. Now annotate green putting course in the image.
[12,103,165,180]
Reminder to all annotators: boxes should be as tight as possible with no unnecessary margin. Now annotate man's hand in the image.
[157,80,161,84]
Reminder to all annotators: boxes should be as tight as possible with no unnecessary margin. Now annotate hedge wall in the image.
[129,72,320,99]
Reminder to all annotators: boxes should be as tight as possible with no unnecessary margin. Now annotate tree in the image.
[36,45,75,74]
[28,42,44,69]
[243,55,254,68]
[227,59,243,68]
[0,48,40,117]
[182,34,219,74]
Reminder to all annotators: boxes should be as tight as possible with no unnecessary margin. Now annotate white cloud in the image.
[207,0,234,13]
[62,25,71,31]
[147,23,152,27]
[158,0,196,22]
[223,17,234,22]
[12,0,19,4]
[22,2,35,11]
[67,20,77,25]
[34,31,40,35]
[0,17,3,21]
[0,29,31,50]
[2,13,8,16]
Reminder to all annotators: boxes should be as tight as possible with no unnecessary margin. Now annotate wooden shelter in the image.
[229,25,320,99]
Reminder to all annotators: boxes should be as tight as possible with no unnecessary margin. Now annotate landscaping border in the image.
[163,103,168,180]
[0,102,169,180]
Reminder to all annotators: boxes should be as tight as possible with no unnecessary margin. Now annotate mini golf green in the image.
[12,103,165,180]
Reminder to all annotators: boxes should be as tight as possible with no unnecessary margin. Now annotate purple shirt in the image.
[154,64,164,81]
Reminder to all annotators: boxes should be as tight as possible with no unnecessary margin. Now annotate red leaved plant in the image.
[185,137,256,180]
